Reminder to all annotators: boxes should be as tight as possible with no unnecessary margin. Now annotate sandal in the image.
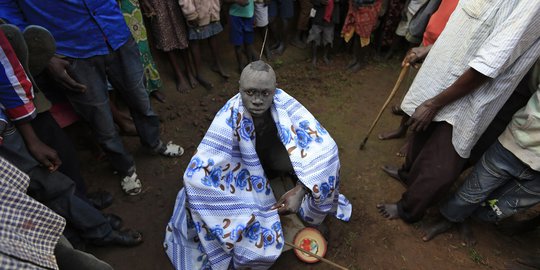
[23,25,56,76]
[156,141,184,157]
[121,173,142,196]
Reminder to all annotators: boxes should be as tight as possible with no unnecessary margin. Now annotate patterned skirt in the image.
[119,0,162,94]
[147,0,189,51]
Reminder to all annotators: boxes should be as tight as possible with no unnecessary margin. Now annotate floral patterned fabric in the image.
[164,89,352,270]
[119,0,162,94]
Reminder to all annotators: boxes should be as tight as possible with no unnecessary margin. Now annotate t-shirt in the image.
[230,0,255,18]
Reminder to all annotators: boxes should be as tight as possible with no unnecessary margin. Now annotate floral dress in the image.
[119,0,162,94]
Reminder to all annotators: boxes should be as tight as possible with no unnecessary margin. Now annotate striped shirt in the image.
[401,0,540,158]
[0,156,65,270]
[0,28,35,123]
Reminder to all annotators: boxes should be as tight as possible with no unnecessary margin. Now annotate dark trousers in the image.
[31,111,87,199]
[63,38,161,176]
[397,122,467,223]
[0,127,111,240]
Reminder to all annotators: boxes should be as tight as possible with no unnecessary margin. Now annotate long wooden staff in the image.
[359,65,410,150]
[284,241,350,270]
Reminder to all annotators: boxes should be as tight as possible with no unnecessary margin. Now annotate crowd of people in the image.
[0,0,539,269]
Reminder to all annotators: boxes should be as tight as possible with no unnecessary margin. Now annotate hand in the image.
[187,19,199,28]
[28,141,62,172]
[47,56,87,93]
[406,98,441,132]
[401,46,431,69]
[271,184,307,215]
[140,0,156,17]
[236,0,249,6]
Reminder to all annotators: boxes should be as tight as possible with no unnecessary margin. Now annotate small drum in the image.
[292,227,328,263]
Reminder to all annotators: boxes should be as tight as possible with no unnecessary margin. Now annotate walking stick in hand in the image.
[359,65,410,150]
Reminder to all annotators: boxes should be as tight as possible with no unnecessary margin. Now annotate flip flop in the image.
[23,25,56,76]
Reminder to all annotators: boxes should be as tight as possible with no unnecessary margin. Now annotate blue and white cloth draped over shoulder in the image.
[164,89,352,270]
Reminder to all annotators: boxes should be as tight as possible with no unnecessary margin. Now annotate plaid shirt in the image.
[0,156,65,270]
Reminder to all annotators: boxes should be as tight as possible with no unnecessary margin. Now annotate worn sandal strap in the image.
[121,173,142,196]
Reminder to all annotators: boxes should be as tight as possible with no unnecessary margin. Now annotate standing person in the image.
[341,0,383,72]
[268,0,294,55]
[291,0,313,49]
[254,0,271,60]
[307,0,340,66]
[179,0,229,90]
[226,0,258,73]
[422,70,540,243]
[376,1,540,223]
[0,0,185,196]
[137,0,197,93]
[119,0,166,101]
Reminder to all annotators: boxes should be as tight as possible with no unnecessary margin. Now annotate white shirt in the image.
[401,0,540,158]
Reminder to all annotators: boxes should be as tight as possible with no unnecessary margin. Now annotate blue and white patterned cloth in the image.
[164,89,352,270]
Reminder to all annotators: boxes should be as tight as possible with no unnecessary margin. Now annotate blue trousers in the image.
[441,141,540,223]
[63,37,161,176]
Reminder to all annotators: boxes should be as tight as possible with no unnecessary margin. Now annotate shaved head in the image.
[239,61,277,116]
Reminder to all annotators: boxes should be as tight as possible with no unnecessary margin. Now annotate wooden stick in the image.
[285,241,349,270]
[359,65,410,150]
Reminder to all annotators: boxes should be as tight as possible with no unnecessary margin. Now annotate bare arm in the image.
[407,68,490,132]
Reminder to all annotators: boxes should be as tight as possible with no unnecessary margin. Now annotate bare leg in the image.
[346,36,360,69]
[323,44,331,65]
[268,17,280,50]
[378,115,409,140]
[181,49,198,89]
[234,45,245,74]
[311,42,317,67]
[272,18,289,55]
[109,93,137,136]
[348,37,364,72]
[167,50,190,93]
[245,43,257,63]
[291,30,306,49]
[189,40,213,90]
[209,35,230,79]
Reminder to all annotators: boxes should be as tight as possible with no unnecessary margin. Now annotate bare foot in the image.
[457,222,476,246]
[150,91,166,103]
[176,79,190,93]
[376,204,400,220]
[381,165,407,187]
[516,256,540,269]
[397,141,409,157]
[211,66,230,80]
[187,74,198,89]
[422,219,454,242]
[323,55,331,65]
[272,42,286,56]
[391,105,406,116]
[196,75,214,91]
[346,59,357,70]
[347,62,364,73]
[378,127,407,140]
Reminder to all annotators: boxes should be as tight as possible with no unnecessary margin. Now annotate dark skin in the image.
[377,66,490,221]
[16,121,61,172]
[46,56,86,93]
[377,45,432,140]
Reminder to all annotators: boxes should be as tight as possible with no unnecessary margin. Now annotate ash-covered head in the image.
[239,61,277,116]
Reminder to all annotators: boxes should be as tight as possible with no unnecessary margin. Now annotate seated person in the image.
[164,61,352,269]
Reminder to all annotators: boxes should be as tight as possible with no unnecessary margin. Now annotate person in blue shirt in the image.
[0,0,184,196]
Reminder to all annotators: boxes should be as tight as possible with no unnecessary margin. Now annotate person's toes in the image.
[422,220,453,242]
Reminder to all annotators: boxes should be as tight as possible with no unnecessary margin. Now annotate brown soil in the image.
[76,39,540,270]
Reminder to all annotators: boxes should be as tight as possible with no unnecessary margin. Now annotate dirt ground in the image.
[72,37,540,270]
